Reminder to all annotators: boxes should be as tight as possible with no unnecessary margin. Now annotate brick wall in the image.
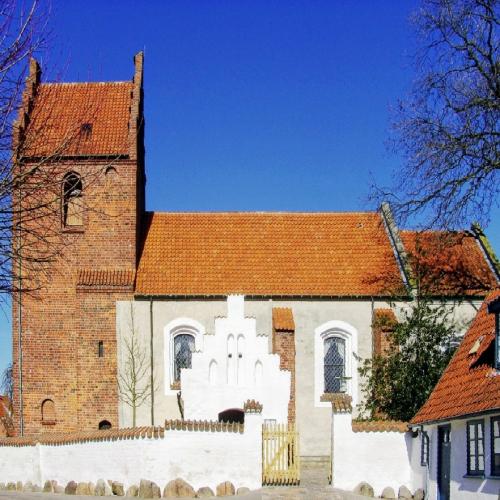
[271,308,296,424]
[372,309,397,358]
[11,54,145,436]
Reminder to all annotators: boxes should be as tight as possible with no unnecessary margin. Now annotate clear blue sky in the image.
[0,0,498,376]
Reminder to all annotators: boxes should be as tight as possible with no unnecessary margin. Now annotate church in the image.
[11,52,499,459]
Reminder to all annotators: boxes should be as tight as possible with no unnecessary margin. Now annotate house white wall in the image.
[116,296,481,457]
[0,413,262,492]
[423,415,500,500]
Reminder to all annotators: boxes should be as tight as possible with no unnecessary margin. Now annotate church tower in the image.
[11,53,145,435]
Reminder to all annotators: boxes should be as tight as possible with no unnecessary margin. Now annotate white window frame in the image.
[164,318,204,395]
[314,320,358,408]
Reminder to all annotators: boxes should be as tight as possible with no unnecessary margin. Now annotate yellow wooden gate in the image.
[262,423,300,485]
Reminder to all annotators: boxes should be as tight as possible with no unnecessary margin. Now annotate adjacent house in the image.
[411,289,500,500]
[10,52,500,465]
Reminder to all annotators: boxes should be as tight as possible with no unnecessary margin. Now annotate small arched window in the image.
[62,172,83,227]
[324,337,346,393]
[98,420,112,430]
[173,333,195,382]
[41,399,55,424]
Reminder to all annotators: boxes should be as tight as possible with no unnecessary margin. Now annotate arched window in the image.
[98,420,112,430]
[41,399,55,424]
[324,336,346,393]
[62,172,83,226]
[314,320,358,408]
[174,334,195,382]
[164,318,204,394]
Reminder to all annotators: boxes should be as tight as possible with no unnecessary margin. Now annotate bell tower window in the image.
[62,172,83,227]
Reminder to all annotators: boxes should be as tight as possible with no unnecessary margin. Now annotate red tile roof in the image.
[135,212,404,297]
[411,289,500,424]
[77,269,135,289]
[272,308,295,331]
[21,82,133,158]
[401,231,498,296]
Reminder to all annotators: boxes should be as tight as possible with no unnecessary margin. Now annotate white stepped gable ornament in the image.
[181,295,290,423]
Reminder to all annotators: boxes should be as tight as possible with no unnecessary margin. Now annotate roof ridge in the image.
[41,81,132,86]
[148,210,380,216]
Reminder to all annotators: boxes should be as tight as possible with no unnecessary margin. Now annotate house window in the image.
[467,420,485,475]
[324,336,346,393]
[314,320,358,407]
[420,430,429,466]
[164,318,205,393]
[173,333,195,382]
[491,416,500,476]
[98,341,104,358]
[41,399,55,424]
[62,172,83,227]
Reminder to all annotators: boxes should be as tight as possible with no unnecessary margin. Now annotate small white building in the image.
[411,290,500,500]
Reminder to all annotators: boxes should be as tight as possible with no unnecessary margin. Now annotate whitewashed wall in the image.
[331,412,423,496]
[424,417,500,500]
[182,295,290,423]
[0,414,262,492]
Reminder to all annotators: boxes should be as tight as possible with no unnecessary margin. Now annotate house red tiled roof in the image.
[135,212,404,297]
[411,289,500,424]
[400,231,498,296]
[21,82,134,158]
[272,308,295,331]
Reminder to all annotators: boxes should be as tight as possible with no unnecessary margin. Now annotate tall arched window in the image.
[174,334,195,382]
[164,318,204,394]
[314,320,358,407]
[324,336,346,393]
[62,172,83,226]
[41,399,56,424]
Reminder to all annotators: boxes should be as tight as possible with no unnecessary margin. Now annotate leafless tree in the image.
[374,0,499,229]
[118,305,155,427]
[0,1,118,297]
[1,363,13,403]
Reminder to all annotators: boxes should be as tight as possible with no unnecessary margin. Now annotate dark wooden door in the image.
[438,425,451,500]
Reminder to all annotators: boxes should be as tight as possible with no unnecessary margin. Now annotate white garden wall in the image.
[0,414,262,492]
[331,412,423,496]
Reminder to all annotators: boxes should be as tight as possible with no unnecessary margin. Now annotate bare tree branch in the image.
[373,0,499,229]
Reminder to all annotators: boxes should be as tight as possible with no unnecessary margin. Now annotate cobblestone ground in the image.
[1,487,367,500]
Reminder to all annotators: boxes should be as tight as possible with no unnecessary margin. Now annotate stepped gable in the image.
[411,289,500,424]
[135,211,404,297]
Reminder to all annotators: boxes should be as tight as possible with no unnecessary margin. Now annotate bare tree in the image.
[374,0,499,229]
[118,305,155,427]
[0,1,120,298]
[1,363,13,403]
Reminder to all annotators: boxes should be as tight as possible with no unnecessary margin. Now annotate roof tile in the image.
[411,289,500,424]
[136,212,404,297]
[21,82,133,158]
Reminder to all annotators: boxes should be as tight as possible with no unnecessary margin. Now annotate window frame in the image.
[323,335,347,394]
[466,419,485,476]
[173,333,195,383]
[491,416,500,477]
[62,171,84,228]
[420,429,429,467]
[314,320,358,408]
[164,318,204,395]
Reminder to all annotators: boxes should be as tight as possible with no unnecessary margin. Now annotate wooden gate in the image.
[262,423,300,485]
